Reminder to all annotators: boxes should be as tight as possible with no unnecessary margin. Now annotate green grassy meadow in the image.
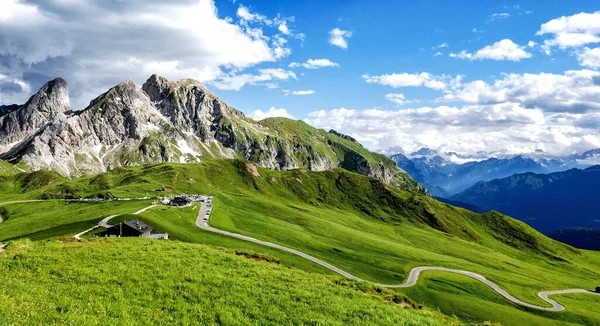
[0,239,456,325]
[1,159,599,325]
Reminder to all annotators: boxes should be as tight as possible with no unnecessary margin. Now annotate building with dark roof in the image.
[97,219,152,237]
[170,196,192,207]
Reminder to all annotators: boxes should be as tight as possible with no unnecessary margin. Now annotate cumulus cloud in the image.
[440,69,600,113]
[278,21,290,35]
[577,47,600,68]
[249,106,295,120]
[328,28,352,49]
[362,72,460,90]
[289,58,339,69]
[237,5,270,24]
[537,11,600,52]
[450,39,532,61]
[0,0,299,108]
[304,104,600,156]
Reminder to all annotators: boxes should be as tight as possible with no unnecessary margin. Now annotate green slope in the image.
[0,159,26,177]
[1,159,600,325]
[0,239,455,325]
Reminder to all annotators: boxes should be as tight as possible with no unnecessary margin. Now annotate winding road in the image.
[2,199,599,312]
[195,202,600,312]
[0,199,157,239]
[74,204,158,239]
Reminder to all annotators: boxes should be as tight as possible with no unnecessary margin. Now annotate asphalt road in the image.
[3,199,599,311]
[194,202,600,312]
[75,205,158,239]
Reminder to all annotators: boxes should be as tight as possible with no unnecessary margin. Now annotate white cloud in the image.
[488,13,510,21]
[450,39,532,61]
[249,106,295,120]
[384,93,412,105]
[328,28,352,49]
[362,72,460,90]
[0,0,298,108]
[289,58,339,69]
[433,51,443,57]
[304,104,600,156]
[537,11,600,52]
[578,47,600,68]
[528,41,537,47]
[432,42,449,50]
[237,5,270,24]
[278,21,290,35]
[211,68,297,91]
[440,69,600,113]
[291,90,315,95]
[272,35,291,59]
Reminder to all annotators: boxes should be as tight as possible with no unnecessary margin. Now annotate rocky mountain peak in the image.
[0,76,426,195]
[141,74,169,100]
[27,77,70,118]
[0,77,70,154]
[141,75,244,138]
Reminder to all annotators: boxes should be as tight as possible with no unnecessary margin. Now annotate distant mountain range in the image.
[390,147,600,197]
[451,166,600,235]
[549,228,600,250]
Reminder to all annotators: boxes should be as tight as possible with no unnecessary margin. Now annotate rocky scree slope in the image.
[0,75,424,193]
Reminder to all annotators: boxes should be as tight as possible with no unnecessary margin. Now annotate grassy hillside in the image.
[0,239,455,325]
[2,159,600,325]
[0,159,26,177]
[0,200,153,242]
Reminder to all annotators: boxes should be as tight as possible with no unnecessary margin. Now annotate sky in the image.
[1,0,600,157]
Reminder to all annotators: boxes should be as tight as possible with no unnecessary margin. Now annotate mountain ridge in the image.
[0,76,425,194]
[451,165,600,235]
[390,147,600,197]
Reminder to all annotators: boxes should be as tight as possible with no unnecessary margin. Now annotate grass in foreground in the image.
[0,239,457,326]
[2,159,600,325]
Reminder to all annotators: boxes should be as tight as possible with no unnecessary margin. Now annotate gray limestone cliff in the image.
[0,76,427,194]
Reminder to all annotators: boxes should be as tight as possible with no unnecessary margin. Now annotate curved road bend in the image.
[74,204,158,239]
[0,200,157,239]
[195,202,600,312]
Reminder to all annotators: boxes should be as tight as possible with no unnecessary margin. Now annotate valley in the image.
[1,159,600,325]
[3,1,600,325]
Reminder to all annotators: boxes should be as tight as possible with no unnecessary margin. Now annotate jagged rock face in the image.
[141,74,329,172]
[0,78,70,154]
[0,75,426,194]
[0,104,20,117]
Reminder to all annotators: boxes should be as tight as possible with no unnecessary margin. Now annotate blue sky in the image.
[210,1,594,109]
[1,0,600,156]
